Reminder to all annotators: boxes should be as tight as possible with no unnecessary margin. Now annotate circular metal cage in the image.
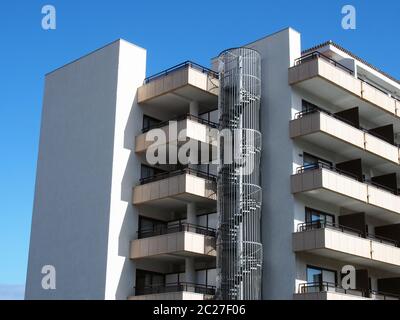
[216,47,263,300]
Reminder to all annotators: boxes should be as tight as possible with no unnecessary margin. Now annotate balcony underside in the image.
[138,87,218,113]
[289,59,400,131]
[134,192,216,211]
[138,66,219,114]
[133,173,217,219]
[130,231,216,261]
[293,229,400,273]
[293,130,399,173]
[295,78,399,129]
[292,169,400,224]
[135,118,218,155]
[295,186,400,224]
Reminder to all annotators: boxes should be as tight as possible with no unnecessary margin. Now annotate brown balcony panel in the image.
[289,57,400,130]
[138,64,219,114]
[290,112,400,170]
[135,117,218,154]
[293,227,400,272]
[133,172,217,212]
[291,168,400,223]
[130,231,216,260]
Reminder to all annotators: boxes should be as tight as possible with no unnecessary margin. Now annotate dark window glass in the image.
[307,266,337,285]
[303,152,332,170]
[140,165,165,180]
[138,216,167,238]
[305,207,335,225]
[302,100,320,112]
[143,115,162,131]
[136,270,165,288]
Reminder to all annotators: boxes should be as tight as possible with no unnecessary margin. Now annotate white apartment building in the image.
[25,28,400,300]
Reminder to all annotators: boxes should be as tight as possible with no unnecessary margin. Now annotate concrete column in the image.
[189,101,199,116]
[186,202,197,225]
[185,257,196,284]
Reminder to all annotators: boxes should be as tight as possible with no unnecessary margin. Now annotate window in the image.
[138,216,167,238]
[199,109,218,122]
[142,115,162,131]
[198,212,217,230]
[302,100,320,112]
[303,152,332,171]
[305,207,335,225]
[306,265,337,292]
[136,269,165,293]
[140,164,165,180]
[196,268,217,287]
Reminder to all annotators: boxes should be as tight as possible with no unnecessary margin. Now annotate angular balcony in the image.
[293,221,400,272]
[290,109,400,168]
[138,61,219,114]
[289,52,400,129]
[130,223,216,261]
[133,168,217,213]
[128,282,215,300]
[291,164,400,223]
[294,282,400,300]
[135,114,218,154]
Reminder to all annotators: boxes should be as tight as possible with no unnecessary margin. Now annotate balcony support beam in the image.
[190,101,199,117]
[185,257,196,284]
[186,202,197,225]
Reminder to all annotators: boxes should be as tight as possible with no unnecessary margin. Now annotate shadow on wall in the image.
[115,93,142,299]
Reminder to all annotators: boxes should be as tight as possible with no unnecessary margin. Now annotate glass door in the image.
[306,207,335,229]
[303,152,332,171]
[306,266,337,293]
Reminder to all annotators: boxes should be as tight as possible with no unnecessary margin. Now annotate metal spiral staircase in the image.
[216,47,263,300]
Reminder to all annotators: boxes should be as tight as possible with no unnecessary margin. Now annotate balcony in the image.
[128,282,215,300]
[130,223,216,260]
[294,282,400,300]
[290,109,400,168]
[133,168,217,213]
[135,114,218,154]
[138,61,219,114]
[293,221,400,272]
[291,164,400,223]
[289,52,400,130]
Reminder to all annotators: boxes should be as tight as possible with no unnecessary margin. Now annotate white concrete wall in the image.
[104,40,146,300]
[246,28,301,299]
[25,40,146,299]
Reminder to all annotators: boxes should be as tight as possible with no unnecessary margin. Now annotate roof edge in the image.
[303,41,400,86]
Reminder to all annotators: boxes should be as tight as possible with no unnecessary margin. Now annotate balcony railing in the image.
[138,222,216,239]
[143,61,219,84]
[135,282,216,297]
[296,162,399,195]
[142,113,219,133]
[297,221,399,248]
[298,282,400,300]
[294,51,354,75]
[294,106,399,147]
[139,167,217,185]
[296,161,360,181]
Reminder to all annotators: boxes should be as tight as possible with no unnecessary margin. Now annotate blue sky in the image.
[0,0,399,299]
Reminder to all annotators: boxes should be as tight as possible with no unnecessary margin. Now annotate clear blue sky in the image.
[0,0,399,297]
